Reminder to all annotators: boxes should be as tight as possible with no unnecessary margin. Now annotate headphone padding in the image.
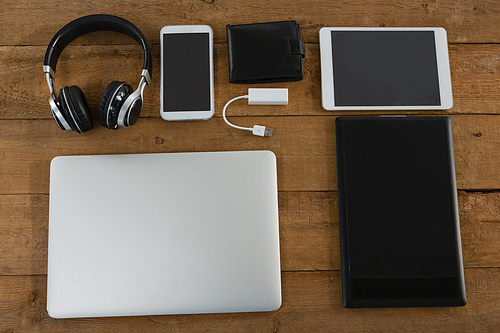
[98,81,125,128]
[63,86,93,132]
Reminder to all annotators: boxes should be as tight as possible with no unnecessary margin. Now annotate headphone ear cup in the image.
[49,96,72,131]
[98,81,132,129]
[53,112,68,130]
[60,86,93,133]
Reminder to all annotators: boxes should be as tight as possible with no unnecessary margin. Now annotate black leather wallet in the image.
[226,21,306,84]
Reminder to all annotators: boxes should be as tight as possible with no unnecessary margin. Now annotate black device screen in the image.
[335,117,466,307]
[331,31,441,107]
[162,33,211,112]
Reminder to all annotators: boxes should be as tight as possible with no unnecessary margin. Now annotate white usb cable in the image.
[222,88,288,137]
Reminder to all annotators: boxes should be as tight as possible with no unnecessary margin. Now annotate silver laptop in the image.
[47,151,281,318]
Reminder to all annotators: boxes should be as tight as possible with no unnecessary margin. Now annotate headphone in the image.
[43,14,152,133]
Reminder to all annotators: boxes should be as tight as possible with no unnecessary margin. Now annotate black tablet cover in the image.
[335,117,466,308]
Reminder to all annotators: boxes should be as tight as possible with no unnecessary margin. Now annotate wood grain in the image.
[1,191,499,276]
[1,0,500,45]
[1,44,499,120]
[0,195,48,276]
[1,115,499,195]
[1,269,499,332]
[460,191,500,268]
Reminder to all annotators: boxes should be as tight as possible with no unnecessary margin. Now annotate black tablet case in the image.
[335,117,466,308]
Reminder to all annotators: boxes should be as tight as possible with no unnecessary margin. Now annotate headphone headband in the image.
[43,14,151,84]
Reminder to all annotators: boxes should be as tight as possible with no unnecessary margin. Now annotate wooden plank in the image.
[2,191,499,276]
[0,195,48,276]
[1,43,499,120]
[1,269,499,332]
[280,191,500,272]
[279,192,338,272]
[452,115,500,190]
[1,114,500,194]
[2,1,500,45]
[0,116,336,195]
[450,44,500,115]
[460,191,500,268]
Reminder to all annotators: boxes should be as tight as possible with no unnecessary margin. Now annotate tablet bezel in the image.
[320,27,453,111]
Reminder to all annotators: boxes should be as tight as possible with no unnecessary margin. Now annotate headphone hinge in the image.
[141,69,151,86]
[45,71,57,101]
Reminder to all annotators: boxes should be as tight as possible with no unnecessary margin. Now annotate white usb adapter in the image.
[248,88,289,105]
[222,88,289,137]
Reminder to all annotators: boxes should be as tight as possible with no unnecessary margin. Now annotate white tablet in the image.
[320,27,453,111]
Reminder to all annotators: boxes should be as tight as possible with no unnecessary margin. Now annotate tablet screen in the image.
[331,31,441,106]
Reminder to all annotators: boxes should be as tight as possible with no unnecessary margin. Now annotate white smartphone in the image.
[160,25,214,120]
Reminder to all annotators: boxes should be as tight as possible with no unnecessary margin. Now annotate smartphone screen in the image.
[162,32,211,112]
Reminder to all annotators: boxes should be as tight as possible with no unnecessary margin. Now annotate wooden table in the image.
[1,1,499,331]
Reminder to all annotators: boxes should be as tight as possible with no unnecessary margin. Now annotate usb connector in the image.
[222,88,288,138]
[252,125,274,137]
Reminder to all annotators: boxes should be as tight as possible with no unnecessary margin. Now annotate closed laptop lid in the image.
[47,150,281,318]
